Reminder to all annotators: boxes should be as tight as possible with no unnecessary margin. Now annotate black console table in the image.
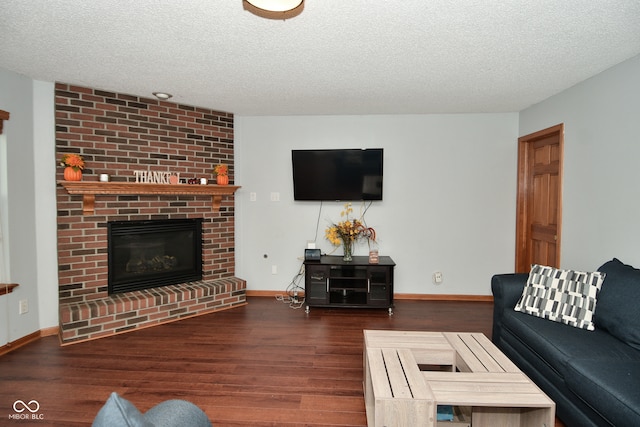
[304,255,395,314]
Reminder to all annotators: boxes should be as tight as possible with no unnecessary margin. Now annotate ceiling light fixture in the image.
[243,0,304,19]
[152,92,173,100]
[245,0,302,12]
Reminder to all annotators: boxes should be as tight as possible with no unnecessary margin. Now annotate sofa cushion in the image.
[514,264,605,330]
[596,258,640,350]
[565,359,640,426]
[501,310,640,376]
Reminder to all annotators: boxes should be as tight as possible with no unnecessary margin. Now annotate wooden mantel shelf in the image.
[58,181,240,215]
[1,283,19,296]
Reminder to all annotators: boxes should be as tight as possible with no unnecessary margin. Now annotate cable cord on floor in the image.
[275,262,306,309]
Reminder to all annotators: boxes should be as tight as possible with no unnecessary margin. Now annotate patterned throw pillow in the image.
[514,264,606,330]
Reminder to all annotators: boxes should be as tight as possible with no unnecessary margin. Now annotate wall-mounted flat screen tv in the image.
[292,148,383,201]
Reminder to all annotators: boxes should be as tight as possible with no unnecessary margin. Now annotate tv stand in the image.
[304,255,395,314]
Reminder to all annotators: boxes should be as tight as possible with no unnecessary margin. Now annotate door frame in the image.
[515,124,564,273]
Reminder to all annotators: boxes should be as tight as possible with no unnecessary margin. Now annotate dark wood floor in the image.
[0,297,563,426]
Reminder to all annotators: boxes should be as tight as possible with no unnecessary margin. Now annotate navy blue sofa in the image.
[491,258,640,427]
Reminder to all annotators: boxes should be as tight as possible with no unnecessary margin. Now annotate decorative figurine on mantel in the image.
[133,170,180,184]
[214,164,229,185]
[60,153,85,181]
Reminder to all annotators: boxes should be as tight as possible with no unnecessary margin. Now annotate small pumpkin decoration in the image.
[214,164,229,185]
[60,153,85,181]
[63,167,83,181]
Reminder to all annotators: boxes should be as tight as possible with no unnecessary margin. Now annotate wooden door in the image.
[515,124,563,273]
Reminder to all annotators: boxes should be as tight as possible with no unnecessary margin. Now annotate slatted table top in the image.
[363,330,555,427]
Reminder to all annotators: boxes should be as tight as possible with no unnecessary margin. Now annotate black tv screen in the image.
[292,148,383,201]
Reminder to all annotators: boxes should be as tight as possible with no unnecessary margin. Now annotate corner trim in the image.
[1,331,37,356]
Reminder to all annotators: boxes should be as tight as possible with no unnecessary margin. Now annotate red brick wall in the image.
[55,83,237,304]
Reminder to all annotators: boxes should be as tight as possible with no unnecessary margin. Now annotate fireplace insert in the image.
[107,218,203,295]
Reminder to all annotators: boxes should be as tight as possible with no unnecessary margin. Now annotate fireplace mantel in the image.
[59,181,240,214]
[0,109,9,134]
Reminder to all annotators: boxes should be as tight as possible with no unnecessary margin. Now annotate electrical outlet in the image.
[271,265,278,275]
[19,299,28,314]
[433,272,443,284]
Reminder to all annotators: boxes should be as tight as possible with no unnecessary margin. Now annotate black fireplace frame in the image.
[107,218,203,295]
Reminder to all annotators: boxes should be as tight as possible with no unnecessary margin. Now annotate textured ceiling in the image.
[1,1,640,115]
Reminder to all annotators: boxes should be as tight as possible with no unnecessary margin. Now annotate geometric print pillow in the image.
[514,264,606,331]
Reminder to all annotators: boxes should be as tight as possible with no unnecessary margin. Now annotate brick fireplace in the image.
[55,84,246,344]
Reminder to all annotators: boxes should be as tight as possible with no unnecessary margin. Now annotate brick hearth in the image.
[55,84,246,344]
[59,279,245,344]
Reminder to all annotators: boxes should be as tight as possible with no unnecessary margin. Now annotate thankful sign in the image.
[134,170,180,184]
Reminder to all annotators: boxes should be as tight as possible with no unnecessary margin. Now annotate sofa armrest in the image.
[491,273,528,344]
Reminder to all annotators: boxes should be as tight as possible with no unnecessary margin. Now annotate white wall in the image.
[519,54,640,271]
[235,113,519,296]
[0,69,58,346]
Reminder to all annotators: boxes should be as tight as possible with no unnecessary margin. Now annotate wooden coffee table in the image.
[363,330,555,427]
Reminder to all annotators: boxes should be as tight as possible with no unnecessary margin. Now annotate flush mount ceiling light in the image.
[245,0,302,12]
[152,92,173,100]
[243,0,304,19]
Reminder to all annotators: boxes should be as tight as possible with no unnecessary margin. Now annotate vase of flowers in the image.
[60,153,85,181]
[342,238,353,262]
[214,164,229,185]
[325,203,376,262]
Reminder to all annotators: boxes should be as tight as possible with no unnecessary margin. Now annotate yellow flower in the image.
[325,226,342,246]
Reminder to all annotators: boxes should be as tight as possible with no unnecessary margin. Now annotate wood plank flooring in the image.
[0,297,563,426]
